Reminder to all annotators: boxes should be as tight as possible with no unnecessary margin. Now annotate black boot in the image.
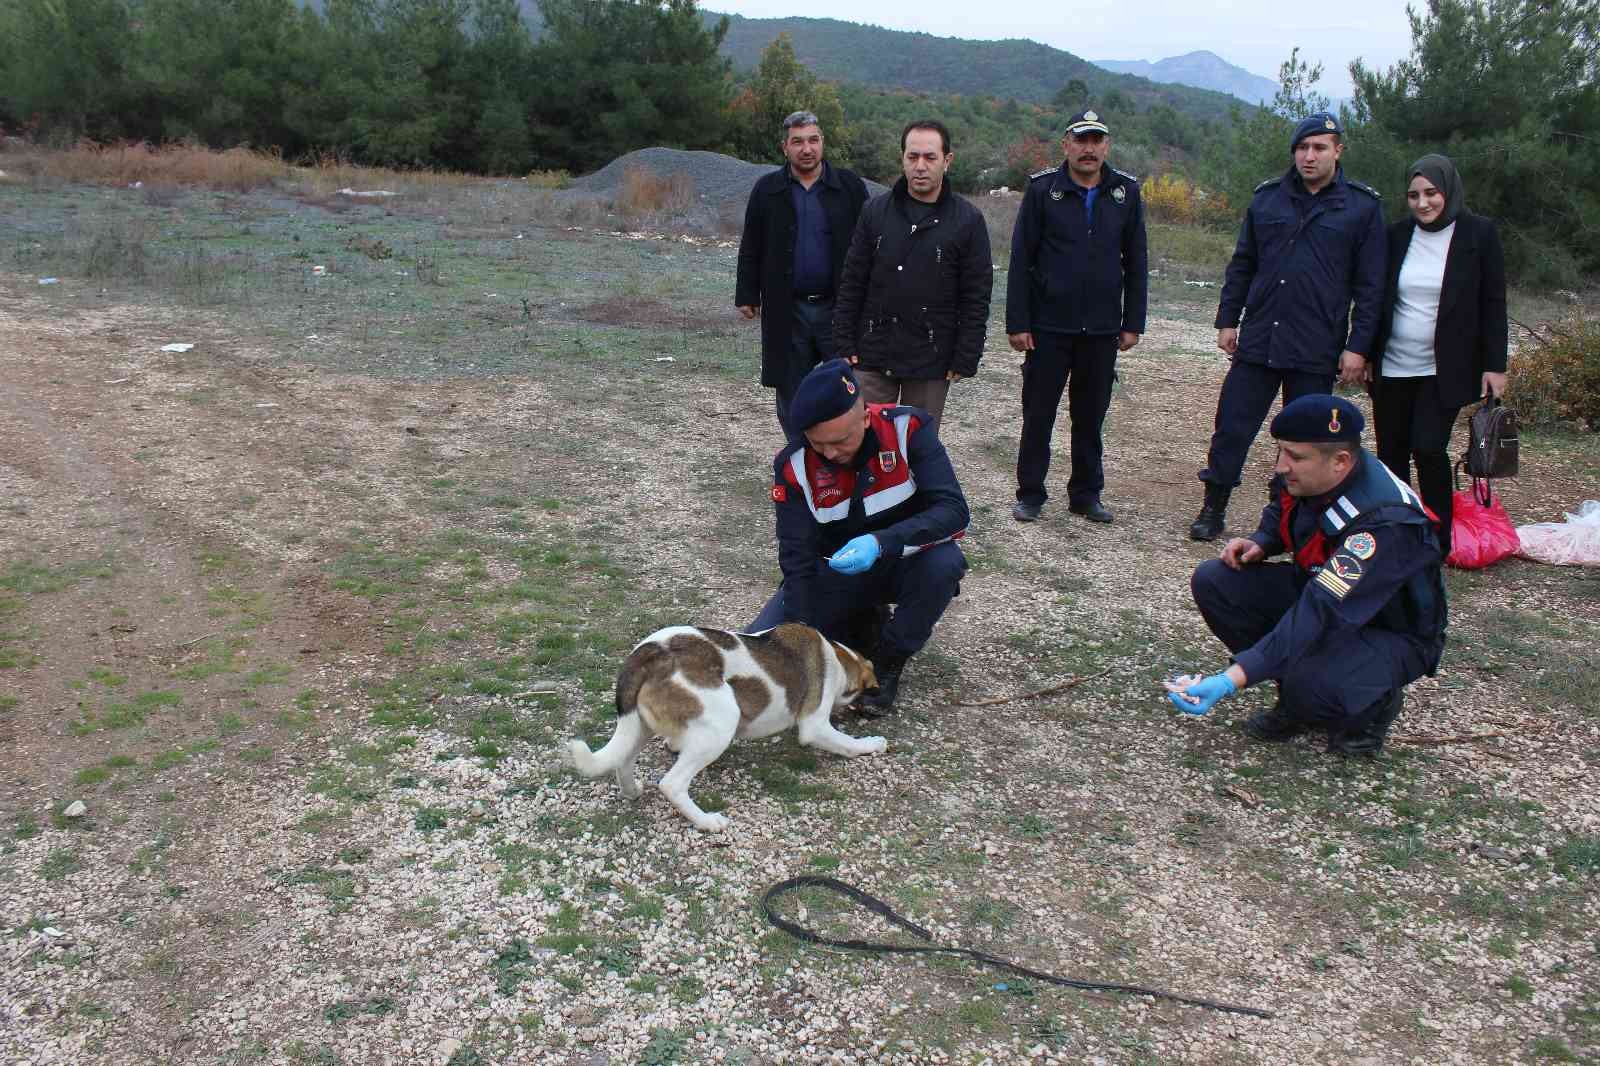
[1189,483,1231,541]
[1329,690,1403,756]
[1243,702,1309,742]
[859,653,908,717]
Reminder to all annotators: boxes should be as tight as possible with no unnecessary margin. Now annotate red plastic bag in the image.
[1448,479,1520,569]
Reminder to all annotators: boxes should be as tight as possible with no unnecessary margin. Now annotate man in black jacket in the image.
[1007,109,1147,525]
[736,110,870,437]
[833,119,993,428]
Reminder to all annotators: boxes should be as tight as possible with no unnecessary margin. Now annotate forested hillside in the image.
[711,14,1240,121]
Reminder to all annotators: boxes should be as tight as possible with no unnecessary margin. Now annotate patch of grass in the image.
[39,847,82,881]
[276,863,356,905]
[73,765,112,786]
[237,744,274,764]
[70,688,182,733]
[638,1027,687,1066]
[1531,1035,1579,1061]
[13,812,41,840]
[492,938,534,995]
[86,667,127,687]
[413,806,449,832]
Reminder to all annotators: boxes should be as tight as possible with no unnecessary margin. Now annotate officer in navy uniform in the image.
[1008,108,1147,525]
[749,358,970,715]
[1169,395,1447,756]
[1189,112,1386,542]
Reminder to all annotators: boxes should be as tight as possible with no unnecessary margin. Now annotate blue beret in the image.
[1291,111,1343,151]
[1270,394,1364,443]
[790,358,861,431]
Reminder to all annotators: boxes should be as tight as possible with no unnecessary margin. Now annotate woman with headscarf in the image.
[1370,154,1509,559]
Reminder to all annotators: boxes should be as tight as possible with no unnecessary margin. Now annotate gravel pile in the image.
[565,146,889,224]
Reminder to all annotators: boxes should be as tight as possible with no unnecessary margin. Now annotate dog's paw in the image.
[617,776,643,800]
[693,812,731,833]
[862,736,888,754]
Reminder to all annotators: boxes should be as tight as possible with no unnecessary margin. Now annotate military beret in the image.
[790,358,861,432]
[1270,394,1364,443]
[1065,109,1110,137]
[1290,111,1343,151]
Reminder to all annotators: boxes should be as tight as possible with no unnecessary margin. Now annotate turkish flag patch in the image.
[771,484,786,503]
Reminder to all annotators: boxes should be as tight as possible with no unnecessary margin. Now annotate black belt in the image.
[796,292,833,303]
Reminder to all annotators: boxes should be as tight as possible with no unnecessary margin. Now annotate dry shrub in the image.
[30,142,291,192]
[616,165,694,218]
[1506,313,1600,430]
[525,168,572,189]
[301,150,480,200]
[1142,173,1233,229]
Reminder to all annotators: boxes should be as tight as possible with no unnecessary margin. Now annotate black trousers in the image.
[1371,374,1461,557]
[1199,360,1334,489]
[1190,559,1429,728]
[749,542,967,660]
[774,297,836,439]
[1015,331,1119,507]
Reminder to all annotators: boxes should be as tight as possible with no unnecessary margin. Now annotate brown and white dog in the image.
[565,623,883,832]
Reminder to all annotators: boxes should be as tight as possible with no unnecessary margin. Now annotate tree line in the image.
[2,0,1596,282]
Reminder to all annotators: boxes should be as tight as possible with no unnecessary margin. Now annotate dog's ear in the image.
[833,641,876,690]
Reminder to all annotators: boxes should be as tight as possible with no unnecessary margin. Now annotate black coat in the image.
[832,177,994,380]
[735,162,870,390]
[1006,162,1147,336]
[1372,212,1508,410]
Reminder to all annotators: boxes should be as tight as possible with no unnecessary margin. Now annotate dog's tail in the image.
[565,710,643,779]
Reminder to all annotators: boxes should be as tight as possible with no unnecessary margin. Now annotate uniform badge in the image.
[878,450,897,473]
[1111,186,1126,204]
[842,375,856,395]
[1084,110,1099,122]
[1328,407,1342,434]
[771,484,786,503]
[1345,532,1376,560]
[1329,553,1363,581]
[1324,117,1337,130]
[1050,188,1063,200]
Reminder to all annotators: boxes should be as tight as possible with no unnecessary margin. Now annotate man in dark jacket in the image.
[1007,108,1147,525]
[749,358,969,715]
[1189,112,1386,541]
[832,119,993,429]
[736,110,870,437]
[1170,395,1446,757]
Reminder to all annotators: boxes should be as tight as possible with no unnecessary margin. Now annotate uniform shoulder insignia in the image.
[1348,180,1381,199]
[1253,177,1277,193]
[1112,168,1139,183]
[1029,166,1059,180]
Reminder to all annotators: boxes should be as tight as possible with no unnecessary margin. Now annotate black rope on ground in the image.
[760,875,1274,1020]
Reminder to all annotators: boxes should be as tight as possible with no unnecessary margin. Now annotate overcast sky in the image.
[710,0,1418,98]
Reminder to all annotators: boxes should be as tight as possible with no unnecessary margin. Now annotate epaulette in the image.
[1030,166,1059,180]
[1112,168,1139,183]
[1253,177,1277,193]
[1347,180,1381,199]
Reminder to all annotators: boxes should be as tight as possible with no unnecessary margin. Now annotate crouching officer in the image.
[1168,395,1446,755]
[749,358,969,714]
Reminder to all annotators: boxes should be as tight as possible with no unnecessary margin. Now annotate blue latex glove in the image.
[1167,672,1237,716]
[828,535,881,574]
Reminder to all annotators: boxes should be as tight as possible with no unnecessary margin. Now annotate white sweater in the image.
[1383,222,1456,377]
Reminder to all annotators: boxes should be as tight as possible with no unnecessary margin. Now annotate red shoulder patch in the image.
[771,484,787,503]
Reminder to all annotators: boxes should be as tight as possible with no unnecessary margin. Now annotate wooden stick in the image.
[1393,731,1504,746]
[952,670,1108,707]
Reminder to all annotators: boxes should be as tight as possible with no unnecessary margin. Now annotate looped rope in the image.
[760,875,1274,1020]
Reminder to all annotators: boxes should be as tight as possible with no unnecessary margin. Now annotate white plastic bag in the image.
[1516,500,1600,566]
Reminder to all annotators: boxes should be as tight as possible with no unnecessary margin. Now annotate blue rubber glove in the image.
[1168,672,1237,716]
[828,535,881,574]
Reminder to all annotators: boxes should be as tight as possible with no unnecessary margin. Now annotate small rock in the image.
[436,1037,462,1059]
[63,801,87,818]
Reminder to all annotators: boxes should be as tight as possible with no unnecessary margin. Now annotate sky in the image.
[708,0,1419,99]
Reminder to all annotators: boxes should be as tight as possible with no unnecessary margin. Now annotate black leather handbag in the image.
[1464,396,1519,479]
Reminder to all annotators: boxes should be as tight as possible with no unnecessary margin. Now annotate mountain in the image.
[707,14,1244,122]
[1093,51,1279,107]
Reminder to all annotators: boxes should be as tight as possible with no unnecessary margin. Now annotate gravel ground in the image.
[0,209,1595,1065]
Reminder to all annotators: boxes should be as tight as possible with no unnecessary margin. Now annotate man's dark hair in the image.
[900,119,951,155]
[782,111,821,138]
[1308,440,1357,459]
